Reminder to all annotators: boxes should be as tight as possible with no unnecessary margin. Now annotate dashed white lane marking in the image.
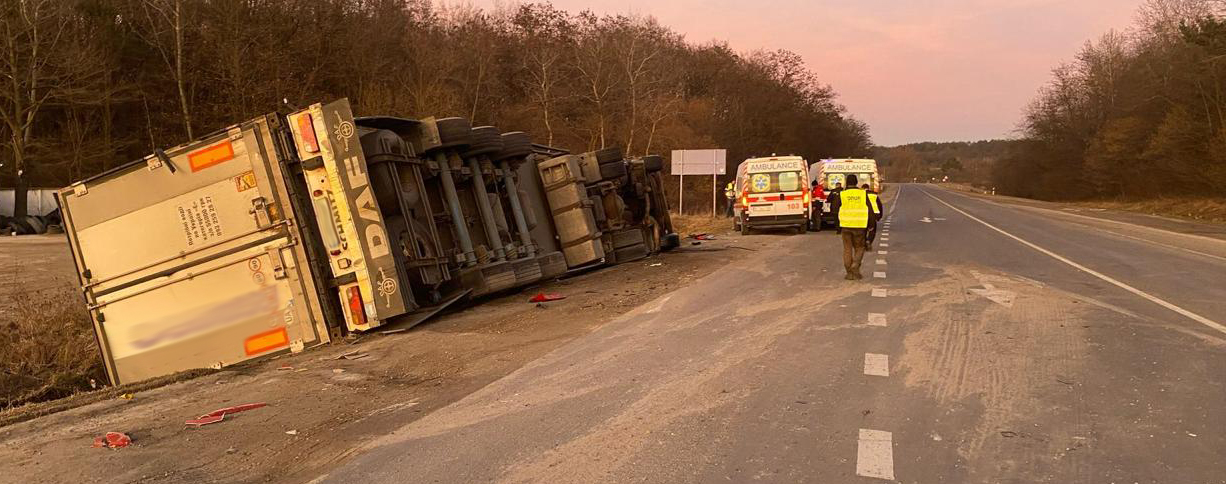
[872,288,887,298]
[878,250,888,255]
[873,272,887,279]
[868,313,887,326]
[876,259,887,265]
[864,353,889,376]
[923,189,1226,335]
[857,429,895,480]
[879,243,889,248]
[881,237,890,241]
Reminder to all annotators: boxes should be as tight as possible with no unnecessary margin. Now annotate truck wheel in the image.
[435,117,473,151]
[598,160,628,182]
[595,147,623,164]
[495,131,533,160]
[641,155,664,172]
[461,126,503,158]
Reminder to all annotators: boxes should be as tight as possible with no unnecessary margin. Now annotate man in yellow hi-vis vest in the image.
[829,175,879,280]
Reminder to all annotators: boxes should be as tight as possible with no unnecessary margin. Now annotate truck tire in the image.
[642,155,664,173]
[435,117,473,151]
[495,131,533,160]
[595,147,623,164]
[598,160,628,182]
[462,126,502,158]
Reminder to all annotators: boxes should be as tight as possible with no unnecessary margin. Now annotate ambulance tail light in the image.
[741,194,748,207]
[297,113,320,154]
[346,286,366,326]
[804,190,811,205]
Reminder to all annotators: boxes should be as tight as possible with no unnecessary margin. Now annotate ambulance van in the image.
[733,156,810,234]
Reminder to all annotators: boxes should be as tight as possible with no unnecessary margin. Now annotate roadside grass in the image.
[0,285,105,410]
[671,212,732,236]
[1076,198,1226,224]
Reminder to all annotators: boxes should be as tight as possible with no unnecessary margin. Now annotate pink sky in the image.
[476,0,1143,146]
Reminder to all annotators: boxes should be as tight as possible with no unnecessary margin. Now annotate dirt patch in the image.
[672,213,732,237]
[896,266,1092,479]
[0,240,740,484]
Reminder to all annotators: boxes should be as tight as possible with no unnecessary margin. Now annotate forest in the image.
[875,140,1018,187]
[995,0,1226,200]
[0,0,872,218]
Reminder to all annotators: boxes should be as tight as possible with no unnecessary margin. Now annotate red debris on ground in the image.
[91,432,132,449]
[529,292,566,303]
[184,403,268,427]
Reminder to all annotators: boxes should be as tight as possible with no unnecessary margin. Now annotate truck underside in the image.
[57,99,679,385]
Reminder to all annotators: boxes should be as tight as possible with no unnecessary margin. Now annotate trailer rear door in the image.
[58,115,332,385]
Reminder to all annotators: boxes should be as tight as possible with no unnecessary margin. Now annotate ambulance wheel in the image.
[741,222,751,236]
[797,223,807,234]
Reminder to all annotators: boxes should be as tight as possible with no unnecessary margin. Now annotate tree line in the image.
[875,140,1018,186]
[0,0,872,218]
[995,0,1226,200]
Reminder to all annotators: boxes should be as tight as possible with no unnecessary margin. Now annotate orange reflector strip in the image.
[297,113,320,153]
[189,140,235,172]
[244,327,289,356]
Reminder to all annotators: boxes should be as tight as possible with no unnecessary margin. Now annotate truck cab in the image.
[734,156,810,234]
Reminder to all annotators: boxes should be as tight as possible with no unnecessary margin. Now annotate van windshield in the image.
[750,171,804,193]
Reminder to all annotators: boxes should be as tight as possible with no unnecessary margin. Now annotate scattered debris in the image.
[332,369,346,374]
[226,447,238,454]
[185,403,268,427]
[118,393,134,400]
[1187,432,1198,437]
[285,430,298,436]
[337,352,369,361]
[379,328,408,335]
[727,245,758,251]
[277,365,294,371]
[529,292,565,303]
[690,241,702,246]
[649,262,663,267]
[91,432,132,449]
[1000,431,1019,438]
[689,233,717,240]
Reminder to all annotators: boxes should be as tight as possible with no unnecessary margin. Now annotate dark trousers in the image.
[867,218,878,245]
[841,228,868,276]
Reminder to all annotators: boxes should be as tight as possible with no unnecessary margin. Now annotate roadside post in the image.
[670,149,727,215]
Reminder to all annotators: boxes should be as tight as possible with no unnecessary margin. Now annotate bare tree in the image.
[131,0,193,139]
[0,0,99,218]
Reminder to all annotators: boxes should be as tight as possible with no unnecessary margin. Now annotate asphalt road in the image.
[313,184,1226,484]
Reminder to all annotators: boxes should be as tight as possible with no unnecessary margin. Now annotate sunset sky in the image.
[474,0,1143,146]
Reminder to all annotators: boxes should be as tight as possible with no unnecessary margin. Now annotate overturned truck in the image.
[56,99,677,385]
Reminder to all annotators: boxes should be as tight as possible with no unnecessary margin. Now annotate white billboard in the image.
[670,149,727,175]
